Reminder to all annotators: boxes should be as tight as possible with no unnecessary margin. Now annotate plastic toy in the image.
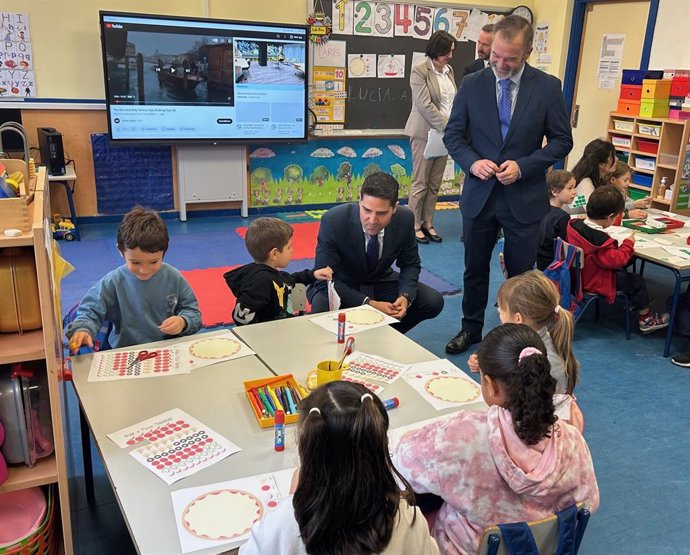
[51,214,75,241]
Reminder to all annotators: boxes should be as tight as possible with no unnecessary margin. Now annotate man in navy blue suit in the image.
[444,15,573,354]
[308,172,443,333]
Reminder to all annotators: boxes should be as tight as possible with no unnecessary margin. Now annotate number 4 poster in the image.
[0,13,36,97]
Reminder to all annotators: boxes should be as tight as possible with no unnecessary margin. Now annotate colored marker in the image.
[247,389,265,418]
[252,388,269,418]
[285,387,297,414]
[258,388,275,417]
[268,387,284,412]
[382,397,399,411]
[274,410,285,452]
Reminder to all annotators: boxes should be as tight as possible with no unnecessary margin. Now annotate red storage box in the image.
[671,76,689,97]
[616,100,640,116]
[636,138,659,154]
[619,85,642,101]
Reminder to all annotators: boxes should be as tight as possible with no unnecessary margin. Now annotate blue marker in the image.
[382,397,399,410]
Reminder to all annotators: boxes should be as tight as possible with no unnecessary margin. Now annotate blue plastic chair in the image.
[477,504,591,555]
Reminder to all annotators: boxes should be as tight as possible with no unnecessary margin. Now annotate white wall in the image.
[649,0,690,69]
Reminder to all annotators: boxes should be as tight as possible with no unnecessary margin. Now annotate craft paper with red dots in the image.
[309,305,398,335]
[343,351,408,384]
[341,374,386,394]
[107,409,241,485]
[87,332,255,382]
[171,468,294,553]
[402,359,483,410]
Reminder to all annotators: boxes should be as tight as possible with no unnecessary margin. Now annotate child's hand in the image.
[628,230,637,243]
[628,209,647,219]
[160,315,186,335]
[69,331,93,354]
[468,353,480,373]
[635,197,652,209]
[314,266,333,281]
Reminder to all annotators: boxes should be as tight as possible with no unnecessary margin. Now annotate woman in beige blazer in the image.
[404,30,457,244]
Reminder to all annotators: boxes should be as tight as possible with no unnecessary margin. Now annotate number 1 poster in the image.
[0,13,35,97]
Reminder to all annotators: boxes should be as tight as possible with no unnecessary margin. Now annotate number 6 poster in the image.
[0,13,36,97]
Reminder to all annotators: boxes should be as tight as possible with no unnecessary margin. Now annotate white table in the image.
[70,331,291,555]
[47,162,80,240]
[233,313,486,429]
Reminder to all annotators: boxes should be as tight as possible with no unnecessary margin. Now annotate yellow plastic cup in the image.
[307,360,349,390]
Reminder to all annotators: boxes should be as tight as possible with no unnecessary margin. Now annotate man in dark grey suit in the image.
[461,24,494,80]
[308,172,444,333]
[444,15,573,354]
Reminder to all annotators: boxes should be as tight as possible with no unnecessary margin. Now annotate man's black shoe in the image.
[445,331,481,354]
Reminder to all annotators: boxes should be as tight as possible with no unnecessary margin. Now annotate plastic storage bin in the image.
[613,118,635,132]
[634,156,656,171]
[611,134,631,149]
[637,122,661,137]
[632,173,653,188]
[636,138,659,154]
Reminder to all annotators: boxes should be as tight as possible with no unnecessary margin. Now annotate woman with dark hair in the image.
[394,324,599,555]
[404,30,457,244]
[241,381,439,555]
[566,138,617,214]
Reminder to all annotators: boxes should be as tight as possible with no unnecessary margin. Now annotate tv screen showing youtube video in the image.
[99,12,309,144]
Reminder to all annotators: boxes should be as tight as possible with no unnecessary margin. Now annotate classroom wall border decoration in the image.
[310,2,507,130]
[248,138,462,208]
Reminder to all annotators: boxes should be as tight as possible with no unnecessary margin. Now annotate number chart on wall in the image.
[311,1,507,130]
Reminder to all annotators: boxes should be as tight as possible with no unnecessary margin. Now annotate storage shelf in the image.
[631,150,658,157]
[0,329,45,364]
[0,454,58,493]
[651,198,672,206]
[633,133,660,139]
[608,128,632,136]
[632,167,655,175]
[657,163,678,170]
[614,146,630,152]
[0,232,33,247]
[629,183,653,191]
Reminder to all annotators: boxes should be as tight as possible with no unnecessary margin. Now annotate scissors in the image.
[126,350,158,370]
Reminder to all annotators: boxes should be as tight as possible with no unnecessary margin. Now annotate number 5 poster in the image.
[0,13,36,97]
[312,66,347,123]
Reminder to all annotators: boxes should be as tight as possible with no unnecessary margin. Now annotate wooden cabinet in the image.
[608,112,690,215]
[0,167,73,553]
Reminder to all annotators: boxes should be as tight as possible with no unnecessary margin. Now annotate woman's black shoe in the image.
[423,226,443,243]
[415,228,429,244]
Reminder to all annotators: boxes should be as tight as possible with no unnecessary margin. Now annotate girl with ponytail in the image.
[241,381,439,555]
[394,324,599,555]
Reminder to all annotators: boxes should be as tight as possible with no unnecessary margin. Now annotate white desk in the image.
[70,332,290,555]
[233,313,486,429]
[47,162,80,240]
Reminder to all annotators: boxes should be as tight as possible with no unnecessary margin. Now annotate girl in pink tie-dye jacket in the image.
[394,324,599,555]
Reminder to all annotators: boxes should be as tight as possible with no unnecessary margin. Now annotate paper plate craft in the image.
[345,308,384,325]
[189,337,242,359]
[425,376,481,403]
[182,489,263,540]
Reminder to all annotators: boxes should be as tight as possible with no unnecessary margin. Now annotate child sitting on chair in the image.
[604,160,651,221]
[394,324,599,555]
[225,217,332,326]
[66,207,202,352]
[537,170,577,270]
[567,185,669,333]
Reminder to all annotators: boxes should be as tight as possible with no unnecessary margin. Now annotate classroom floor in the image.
[58,209,689,554]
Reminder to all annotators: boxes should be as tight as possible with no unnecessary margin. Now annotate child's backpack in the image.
[543,238,583,314]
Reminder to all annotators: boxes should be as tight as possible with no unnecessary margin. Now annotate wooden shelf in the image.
[614,146,630,152]
[633,133,660,139]
[651,198,672,206]
[608,128,632,136]
[0,233,34,247]
[0,329,45,364]
[631,150,658,157]
[629,183,653,191]
[632,167,655,175]
[657,163,677,170]
[0,454,58,493]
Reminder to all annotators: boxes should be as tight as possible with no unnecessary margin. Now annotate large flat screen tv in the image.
[99,11,309,144]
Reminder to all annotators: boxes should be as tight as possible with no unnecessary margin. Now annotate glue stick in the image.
[274,410,285,452]
[337,312,346,355]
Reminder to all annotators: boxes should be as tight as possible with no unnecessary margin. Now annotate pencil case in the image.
[0,248,42,333]
[244,374,305,428]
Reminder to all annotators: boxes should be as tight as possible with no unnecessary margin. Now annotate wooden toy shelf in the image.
[0,168,73,553]
[608,112,690,215]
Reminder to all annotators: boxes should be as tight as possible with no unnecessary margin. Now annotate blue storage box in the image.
[632,172,653,188]
[622,69,664,85]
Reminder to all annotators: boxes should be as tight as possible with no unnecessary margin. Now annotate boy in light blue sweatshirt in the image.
[66,207,202,352]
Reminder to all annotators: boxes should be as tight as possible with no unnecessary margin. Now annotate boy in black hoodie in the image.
[224,218,332,325]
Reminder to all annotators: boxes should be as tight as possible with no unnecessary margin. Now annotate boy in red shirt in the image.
[567,185,669,333]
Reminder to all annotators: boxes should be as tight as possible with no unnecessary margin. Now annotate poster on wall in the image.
[0,13,35,97]
[597,33,625,90]
[247,138,463,208]
[312,66,347,123]
[676,146,690,210]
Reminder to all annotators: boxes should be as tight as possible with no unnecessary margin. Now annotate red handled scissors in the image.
[126,350,158,369]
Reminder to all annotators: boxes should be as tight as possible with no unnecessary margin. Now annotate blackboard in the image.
[317,3,508,130]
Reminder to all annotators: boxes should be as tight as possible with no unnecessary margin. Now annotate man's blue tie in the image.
[366,234,379,273]
[498,78,512,140]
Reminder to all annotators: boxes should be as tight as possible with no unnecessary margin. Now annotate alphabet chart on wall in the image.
[0,13,35,97]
